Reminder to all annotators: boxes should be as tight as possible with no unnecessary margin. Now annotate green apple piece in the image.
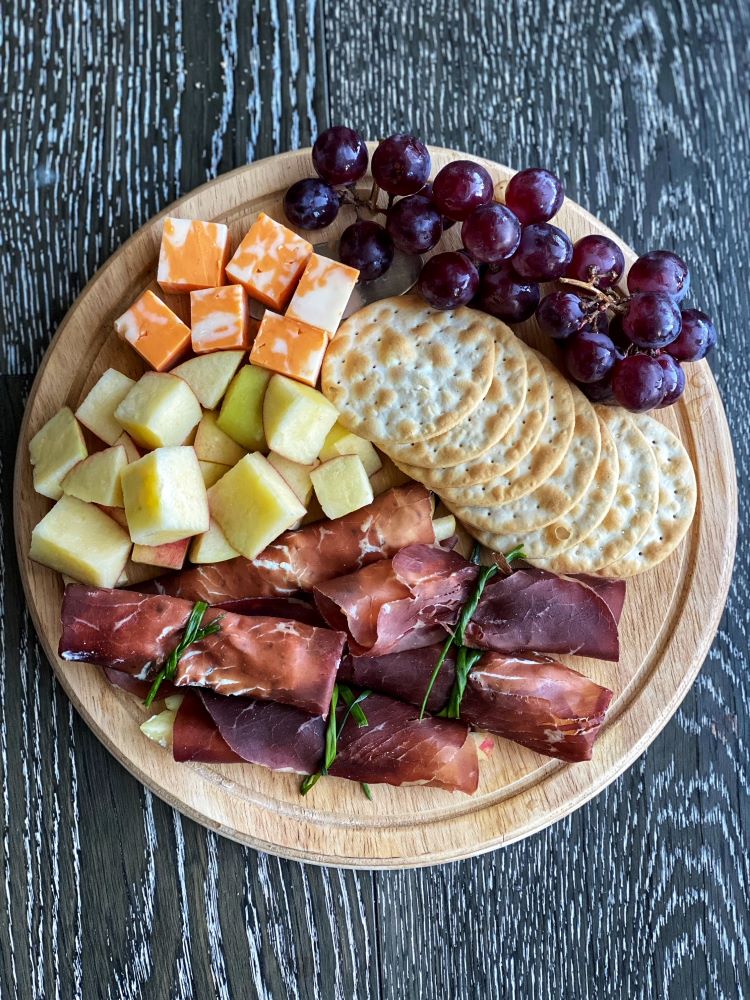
[30,495,131,587]
[310,455,374,520]
[29,406,88,500]
[171,350,245,409]
[140,709,176,747]
[194,412,247,466]
[263,374,338,465]
[432,514,456,542]
[267,452,317,505]
[217,365,271,451]
[209,453,305,559]
[121,446,208,545]
[319,423,382,476]
[198,460,230,488]
[61,445,128,506]
[114,431,141,463]
[189,517,239,564]
[114,372,202,450]
[75,369,136,445]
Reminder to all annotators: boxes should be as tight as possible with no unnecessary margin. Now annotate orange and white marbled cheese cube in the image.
[157,217,231,294]
[285,253,359,335]
[226,212,312,311]
[190,285,251,353]
[115,290,192,371]
[249,311,328,387]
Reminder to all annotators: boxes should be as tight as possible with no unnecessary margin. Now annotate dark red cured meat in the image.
[102,667,176,700]
[567,574,626,623]
[145,484,435,604]
[314,545,477,656]
[173,691,245,763]
[459,651,613,762]
[328,693,478,794]
[464,568,622,661]
[59,584,345,716]
[215,596,325,627]
[337,644,456,713]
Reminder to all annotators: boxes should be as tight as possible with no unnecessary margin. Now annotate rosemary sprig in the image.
[144,601,223,708]
[300,684,371,795]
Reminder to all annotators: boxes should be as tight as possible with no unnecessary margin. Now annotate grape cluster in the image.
[283,125,716,414]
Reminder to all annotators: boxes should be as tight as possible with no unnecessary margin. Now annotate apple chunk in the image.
[263,374,338,465]
[369,454,411,497]
[319,422,382,476]
[198,460,230,488]
[171,349,245,409]
[61,445,128,506]
[75,369,136,445]
[310,455,374,520]
[30,495,131,587]
[209,453,305,559]
[189,518,239,564]
[29,407,88,501]
[115,431,141,463]
[132,537,190,570]
[121,446,208,545]
[217,365,271,451]
[114,372,202,450]
[194,411,247,466]
[267,452,317,505]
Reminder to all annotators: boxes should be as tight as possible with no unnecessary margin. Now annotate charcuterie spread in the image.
[24,127,718,803]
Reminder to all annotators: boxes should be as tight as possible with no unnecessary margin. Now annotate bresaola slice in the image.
[60,584,345,716]
[338,644,457,713]
[173,691,245,764]
[147,484,435,604]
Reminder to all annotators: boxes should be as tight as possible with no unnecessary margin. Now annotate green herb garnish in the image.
[362,783,373,800]
[144,601,223,708]
[301,684,371,795]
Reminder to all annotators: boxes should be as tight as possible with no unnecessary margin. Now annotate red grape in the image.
[536,291,588,340]
[656,354,686,407]
[432,160,493,221]
[312,126,368,186]
[475,263,540,323]
[607,312,630,352]
[566,330,617,383]
[666,308,717,361]
[579,375,614,403]
[511,223,573,282]
[504,168,564,225]
[386,194,442,254]
[461,204,521,263]
[420,182,455,230]
[612,354,665,411]
[566,234,625,288]
[283,178,340,229]
[622,291,682,348]
[627,250,690,301]
[339,221,394,280]
[372,134,431,195]
[417,252,479,310]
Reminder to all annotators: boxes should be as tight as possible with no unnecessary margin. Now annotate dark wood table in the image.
[2,2,748,996]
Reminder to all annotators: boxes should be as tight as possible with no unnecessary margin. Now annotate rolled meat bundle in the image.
[59,584,345,716]
[338,645,457,714]
[147,484,435,604]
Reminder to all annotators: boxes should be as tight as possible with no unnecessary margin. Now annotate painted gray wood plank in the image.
[1,0,749,998]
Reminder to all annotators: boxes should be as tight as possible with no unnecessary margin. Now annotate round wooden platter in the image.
[14,146,737,869]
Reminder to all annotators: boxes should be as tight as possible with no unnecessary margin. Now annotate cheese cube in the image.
[115,290,192,371]
[262,374,339,465]
[189,518,239,564]
[190,285,251,353]
[249,311,328,387]
[226,212,312,311]
[61,445,128,507]
[114,372,202,450]
[121,446,209,545]
[30,495,131,588]
[209,453,305,560]
[157,217,231,294]
[171,349,245,409]
[310,455,374,520]
[76,369,136,445]
[319,423,382,476]
[29,407,88,500]
[286,253,359,335]
[194,412,247,466]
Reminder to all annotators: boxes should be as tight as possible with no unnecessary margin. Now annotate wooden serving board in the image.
[13,147,737,868]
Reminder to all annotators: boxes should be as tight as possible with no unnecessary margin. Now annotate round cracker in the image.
[438,354,576,504]
[395,346,549,488]
[445,388,601,533]
[382,319,528,468]
[322,295,496,444]
[602,413,696,577]
[531,406,660,574]
[471,412,618,558]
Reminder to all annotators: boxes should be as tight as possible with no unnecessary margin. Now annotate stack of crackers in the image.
[322,295,697,578]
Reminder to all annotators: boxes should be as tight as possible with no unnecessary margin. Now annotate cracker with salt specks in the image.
[382,318,528,468]
[471,411,618,559]
[444,389,601,533]
[436,353,575,501]
[321,295,496,445]
[531,406,659,575]
[602,413,696,577]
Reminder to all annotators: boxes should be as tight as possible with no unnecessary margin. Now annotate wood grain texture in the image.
[1,0,749,997]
